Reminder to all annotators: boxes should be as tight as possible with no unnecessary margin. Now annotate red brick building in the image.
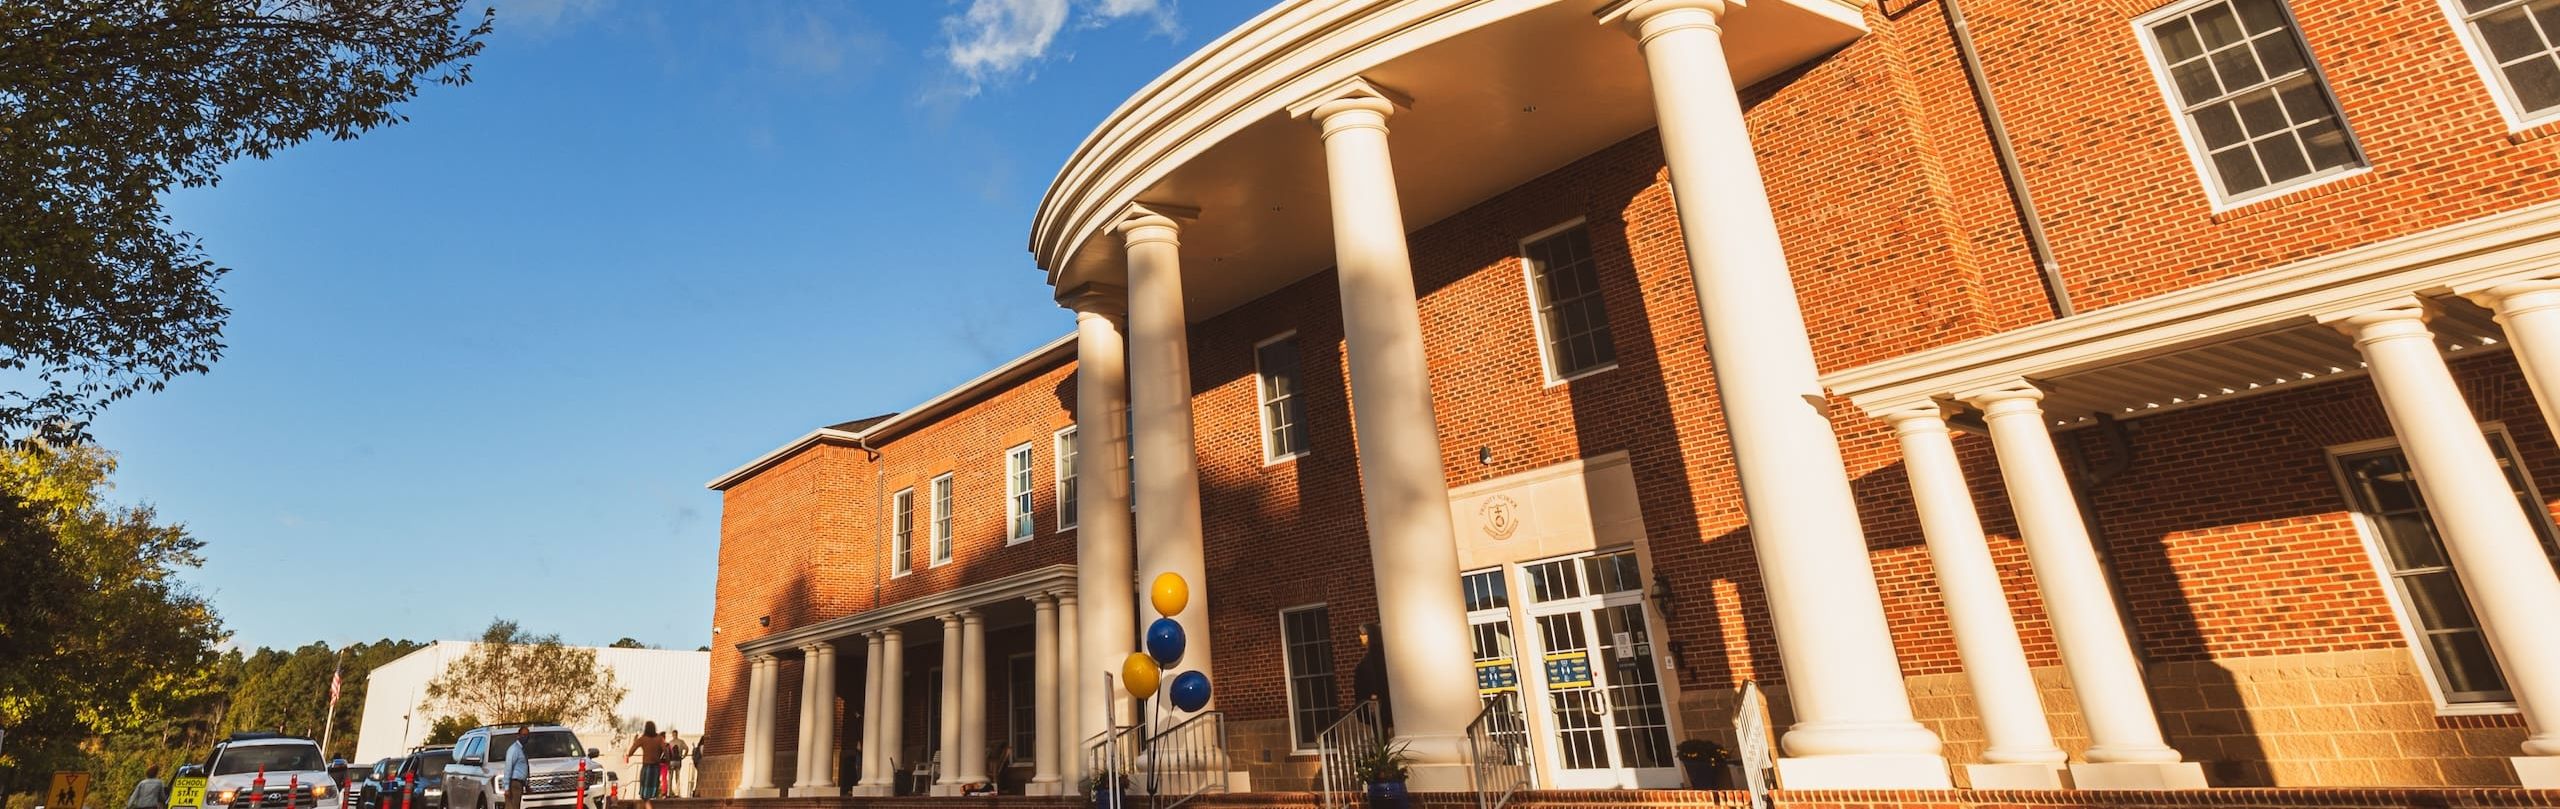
[695,0,2560,801]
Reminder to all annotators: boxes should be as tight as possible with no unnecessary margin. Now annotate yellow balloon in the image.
[1150,572,1189,617]
[1122,652,1161,698]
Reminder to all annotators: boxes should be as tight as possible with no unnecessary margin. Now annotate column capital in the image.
[1873,399,1959,428]
[1597,0,1736,43]
[2458,275,2560,318]
[2317,298,2434,343]
[1059,282,1127,317]
[1114,203,1197,247]
[1026,591,1057,607]
[880,627,902,642]
[1287,77,1413,136]
[1957,379,2046,414]
[1053,589,1078,606]
[752,653,780,665]
[959,609,986,625]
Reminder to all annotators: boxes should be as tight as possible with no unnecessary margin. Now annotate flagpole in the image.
[321,648,345,754]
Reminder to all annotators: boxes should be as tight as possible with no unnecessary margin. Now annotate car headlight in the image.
[313,785,333,799]
[217,790,239,804]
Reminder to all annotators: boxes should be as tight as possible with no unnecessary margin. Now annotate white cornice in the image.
[739,565,1076,655]
[704,332,1078,491]
[1822,200,2560,416]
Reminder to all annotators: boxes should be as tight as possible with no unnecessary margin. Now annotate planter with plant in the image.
[1079,772,1129,809]
[1674,739,1739,790]
[1354,740,1415,809]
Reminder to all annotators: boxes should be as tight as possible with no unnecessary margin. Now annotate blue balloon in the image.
[1169,670,1212,712]
[1146,617,1187,666]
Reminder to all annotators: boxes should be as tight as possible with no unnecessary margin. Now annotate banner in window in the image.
[1543,651,1593,689]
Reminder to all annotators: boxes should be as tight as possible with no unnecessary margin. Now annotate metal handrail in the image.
[1139,709,1229,808]
[1314,699,1381,809]
[1083,725,1139,805]
[1464,692,1532,809]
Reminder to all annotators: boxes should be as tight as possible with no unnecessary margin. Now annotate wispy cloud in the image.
[490,0,607,37]
[941,0,1177,93]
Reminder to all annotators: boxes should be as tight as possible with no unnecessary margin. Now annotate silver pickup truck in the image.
[436,725,604,809]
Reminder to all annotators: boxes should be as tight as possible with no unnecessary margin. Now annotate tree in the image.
[0,442,224,798]
[0,0,492,440]
[423,621,625,729]
[423,715,479,746]
[608,638,649,649]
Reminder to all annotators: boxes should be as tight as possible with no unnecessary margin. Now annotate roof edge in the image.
[704,332,1080,492]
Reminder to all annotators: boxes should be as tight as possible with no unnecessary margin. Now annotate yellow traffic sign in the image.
[170,775,208,809]
[49,771,92,809]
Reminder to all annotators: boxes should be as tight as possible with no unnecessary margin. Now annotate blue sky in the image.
[90,0,1261,653]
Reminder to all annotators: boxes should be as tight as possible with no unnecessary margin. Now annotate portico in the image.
[730,566,1082,798]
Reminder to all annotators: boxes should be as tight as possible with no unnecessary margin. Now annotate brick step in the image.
[661,786,2560,809]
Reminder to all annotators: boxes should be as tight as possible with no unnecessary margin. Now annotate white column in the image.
[1879,403,2067,789]
[810,643,839,791]
[935,614,964,794]
[878,629,906,793]
[1054,591,1084,784]
[736,654,780,797]
[792,645,823,792]
[1064,286,1137,760]
[1963,382,2205,789]
[1284,78,1481,790]
[2327,303,2560,786]
[1030,594,1064,794]
[2468,280,2560,463]
[1117,206,1216,713]
[958,610,991,786]
[856,632,888,795]
[1596,0,1945,787]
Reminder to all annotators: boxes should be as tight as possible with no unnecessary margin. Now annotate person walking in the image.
[124,768,169,809]
[622,722,664,808]
[501,728,532,809]
[659,730,687,798]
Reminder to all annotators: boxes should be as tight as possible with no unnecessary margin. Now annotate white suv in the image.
[438,725,603,809]
[201,734,342,809]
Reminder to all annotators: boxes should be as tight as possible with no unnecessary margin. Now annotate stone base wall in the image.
[1220,717,1321,792]
[696,754,741,799]
[655,787,2560,808]
[1680,648,2527,788]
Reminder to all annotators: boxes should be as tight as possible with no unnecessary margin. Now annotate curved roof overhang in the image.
[1030,0,1865,320]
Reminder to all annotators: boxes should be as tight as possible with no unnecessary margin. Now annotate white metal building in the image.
[351,641,709,778]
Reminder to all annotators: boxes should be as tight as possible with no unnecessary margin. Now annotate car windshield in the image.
[414,753,451,777]
[487,731,580,760]
[214,744,325,775]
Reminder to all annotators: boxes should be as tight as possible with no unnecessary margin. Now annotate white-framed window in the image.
[1006,443,1036,543]
[930,473,955,565]
[2327,426,2560,710]
[1055,426,1080,532]
[2443,0,2560,128]
[2135,0,2364,207]
[891,488,915,577]
[1520,219,1618,383]
[1279,604,1339,751]
[1006,652,1037,762]
[1255,332,1309,462]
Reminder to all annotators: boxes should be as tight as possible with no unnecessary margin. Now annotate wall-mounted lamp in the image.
[1666,640,1690,675]
[758,615,770,627]
[1648,572,1678,622]
[1477,446,1493,465]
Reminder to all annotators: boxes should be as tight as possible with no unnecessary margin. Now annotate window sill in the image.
[1007,535,1035,546]
[2206,166,2372,220]
[1544,362,1618,388]
[2435,700,2520,718]
[1264,451,1309,468]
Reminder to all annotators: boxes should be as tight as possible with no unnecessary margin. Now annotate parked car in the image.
[349,758,395,809]
[438,725,603,809]
[383,746,454,809]
[199,733,343,809]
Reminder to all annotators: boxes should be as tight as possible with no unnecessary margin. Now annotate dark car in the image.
[351,759,395,809]
[379,746,454,809]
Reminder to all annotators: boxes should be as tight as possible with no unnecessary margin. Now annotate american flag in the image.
[329,668,342,703]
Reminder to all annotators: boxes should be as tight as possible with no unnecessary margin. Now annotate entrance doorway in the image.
[1465,548,1677,789]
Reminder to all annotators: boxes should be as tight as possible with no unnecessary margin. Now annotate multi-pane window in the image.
[1523,224,1616,381]
[930,473,955,565]
[1007,444,1036,543]
[1056,427,1079,531]
[1007,654,1037,762]
[1256,335,1309,461]
[2334,432,2560,704]
[1280,605,1339,749]
[1461,569,1509,613]
[892,488,915,576]
[2452,0,2560,121]
[2142,0,2362,201]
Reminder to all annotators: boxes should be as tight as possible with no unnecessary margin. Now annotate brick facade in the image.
[702,0,2560,796]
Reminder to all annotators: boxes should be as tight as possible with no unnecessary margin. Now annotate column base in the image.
[1024,780,1065,797]
[846,783,893,797]
[2514,755,2560,788]
[1962,762,2069,790]
[730,788,781,798]
[928,783,959,797]
[2066,761,2208,790]
[783,784,835,798]
[1405,762,1473,792]
[1776,754,1953,789]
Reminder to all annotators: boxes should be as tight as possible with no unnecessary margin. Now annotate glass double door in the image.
[1466,549,1677,789]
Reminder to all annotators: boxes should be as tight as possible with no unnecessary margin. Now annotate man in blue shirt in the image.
[501,729,532,809]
